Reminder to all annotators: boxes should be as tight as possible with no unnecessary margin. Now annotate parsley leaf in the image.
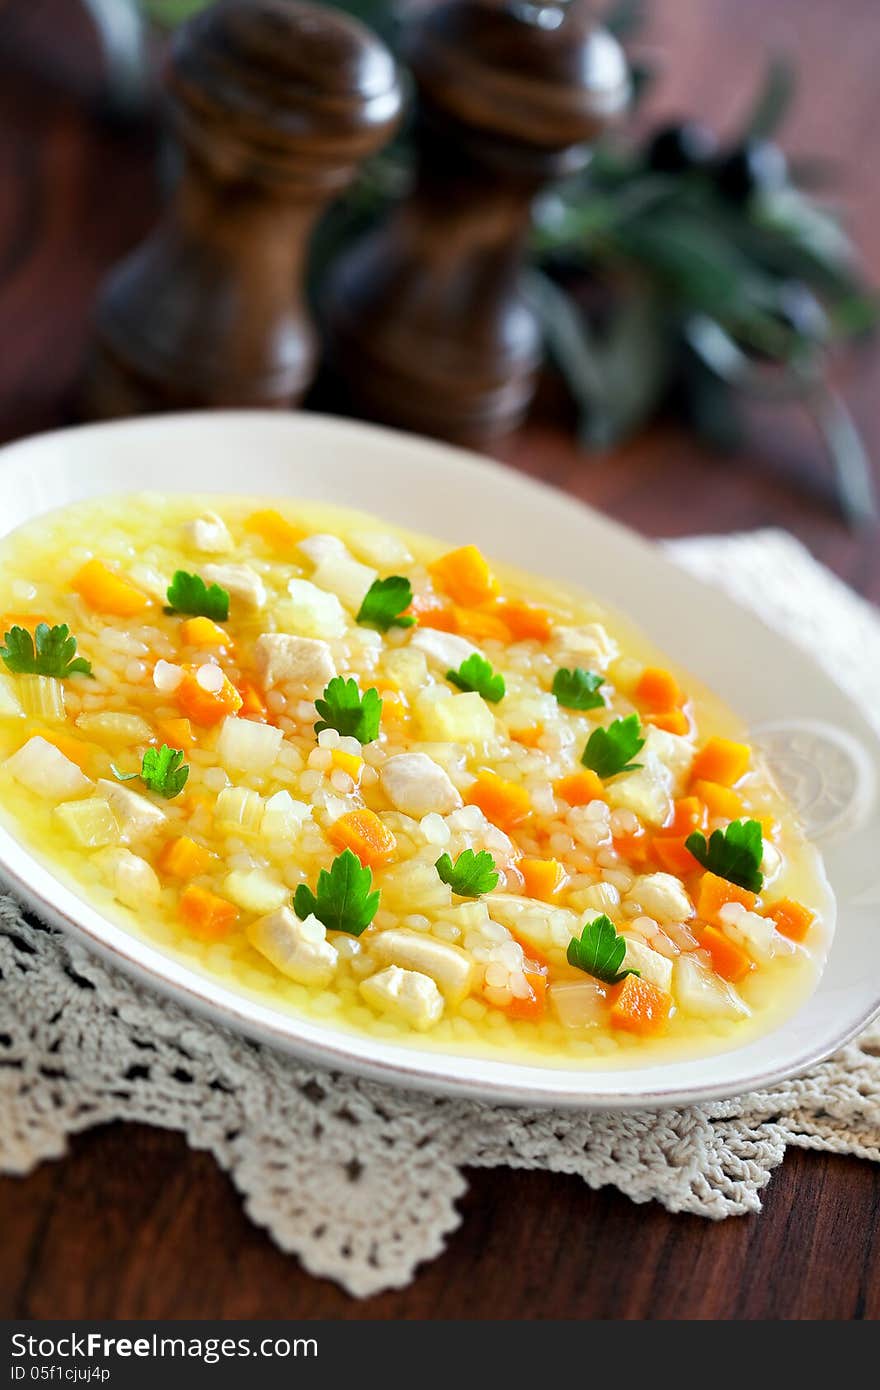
[566,913,640,985]
[112,744,189,799]
[435,848,499,898]
[685,818,764,893]
[293,848,380,937]
[165,570,229,622]
[357,576,415,631]
[314,676,383,743]
[446,652,505,703]
[0,623,92,679]
[581,714,645,778]
[552,666,605,711]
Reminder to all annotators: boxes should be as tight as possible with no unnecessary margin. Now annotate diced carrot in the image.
[410,594,458,632]
[0,612,52,633]
[179,884,237,941]
[646,709,690,736]
[652,835,700,876]
[510,724,544,748]
[613,829,653,867]
[635,666,683,712]
[158,835,215,880]
[452,604,511,643]
[693,779,743,820]
[26,727,92,772]
[762,898,815,943]
[760,815,780,841]
[519,857,567,902]
[71,559,148,617]
[701,924,754,982]
[380,691,409,725]
[180,616,229,648]
[465,770,531,830]
[331,748,364,782]
[244,508,303,552]
[554,770,605,806]
[608,974,672,1036]
[236,680,268,723]
[429,544,498,608]
[156,716,194,749]
[328,808,396,868]
[175,670,243,727]
[668,795,706,835]
[690,736,751,787]
[496,598,553,643]
[507,962,548,1021]
[697,870,757,925]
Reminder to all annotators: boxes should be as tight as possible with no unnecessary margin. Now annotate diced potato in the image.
[411,628,478,670]
[253,633,335,690]
[673,954,749,1019]
[549,979,608,1029]
[201,563,266,610]
[487,894,581,953]
[607,756,672,827]
[217,714,284,773]
[626,872,694,922]
[620,935,674,992]
[718,903,794,964]
[16,675,65,722]
[97,778,166,840]
[370,928,474,1003]
[380,646,428,695]
[223,869,288,915]
[214,785,263,832]
[260,790,311,841]
[247,907,337,987]
[4,736,92,800]
[94,847,161,909]
[359,965,444,1030]
[380,752,462,818]
[183,511,234,554]
[0,674,22,717]
[76,712,154,745]
[415,688,494,744]
[54,797,119,849]
[278,578,347,639]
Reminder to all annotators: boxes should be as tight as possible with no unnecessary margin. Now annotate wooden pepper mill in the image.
[86,0,401,417]
[323,0,629,443]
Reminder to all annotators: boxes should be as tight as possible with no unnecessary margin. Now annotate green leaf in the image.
[435,849,499,898]
[741,54,796,140]
[581,714,645,779]
[357,575,415,631]
[0,623,92,679]
[567,914,639,985]
[165,570,229,622]
[552,667,605,711]
[113,744,189,800]
[314,677,383,743]
[446,653,505,703]
[685,818,764,893]
[293,848,380,937]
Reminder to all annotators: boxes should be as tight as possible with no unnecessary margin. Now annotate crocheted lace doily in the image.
[1,530,878,1297]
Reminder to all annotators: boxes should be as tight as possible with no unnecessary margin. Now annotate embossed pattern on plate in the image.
[752,718,876,842]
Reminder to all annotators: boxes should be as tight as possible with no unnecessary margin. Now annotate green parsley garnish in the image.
[552,666,605,711]
[685,818,764,894]
[581,713,645,779]
[165,570,229,622]
[314,676,383,743]
[112,744,189,800]
[293,848,380,937]
[446,652,505,703]
[0,623,92,679]
[356,576,415,632]
[435,848,499,898]
[566,914,640,986]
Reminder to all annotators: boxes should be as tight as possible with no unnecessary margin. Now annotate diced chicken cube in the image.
[98,777,166,840]
[488,894,581,954]
[359,965,444,1030]
[298,533,347,566]
[4,737,92,800]
[411,628,478,670]
[380,752,462,818]
[643,725,695,787]
[183,511,234,554]
[718,902,794,963]
[554,622,617,664]
[370,928,474,1003]
[626,872,694,922]
[201,563,266,610]
[94,847,161,909]
[247,907,338,987]
[253,633,335,690]
[621,935,674,992]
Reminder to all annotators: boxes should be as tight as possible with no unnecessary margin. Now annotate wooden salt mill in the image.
[86,0,401,417]
[323,0,629,443]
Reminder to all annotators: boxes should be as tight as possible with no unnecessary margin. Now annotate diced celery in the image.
[260,790,311,840]
[214,785,264,833]
[54,797,120,848]
[75,712,154,745]
[16,675,66,722]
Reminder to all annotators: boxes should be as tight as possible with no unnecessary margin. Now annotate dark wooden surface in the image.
[1,0,879,1320]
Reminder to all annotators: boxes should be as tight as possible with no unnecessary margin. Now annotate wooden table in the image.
[1,0,879,1320]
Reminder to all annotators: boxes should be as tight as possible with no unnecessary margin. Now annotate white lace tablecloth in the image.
[1,529,879,1298]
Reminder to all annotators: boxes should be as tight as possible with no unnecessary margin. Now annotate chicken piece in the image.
[411,628,478,670]
[379,752,462,818]
[247,907,338,987]
[201,563,266,611]
[183,511,234,554]
[620,936,674,992]
[97,777,166,840]
[626,872,694,922]
[359,965,444,1030]
[253,633,336,690]
[370,928,474,1003]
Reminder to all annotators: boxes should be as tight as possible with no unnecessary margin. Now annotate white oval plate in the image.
[0,412,878,1110]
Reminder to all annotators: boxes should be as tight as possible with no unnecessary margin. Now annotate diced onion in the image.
[217,715,284,773]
